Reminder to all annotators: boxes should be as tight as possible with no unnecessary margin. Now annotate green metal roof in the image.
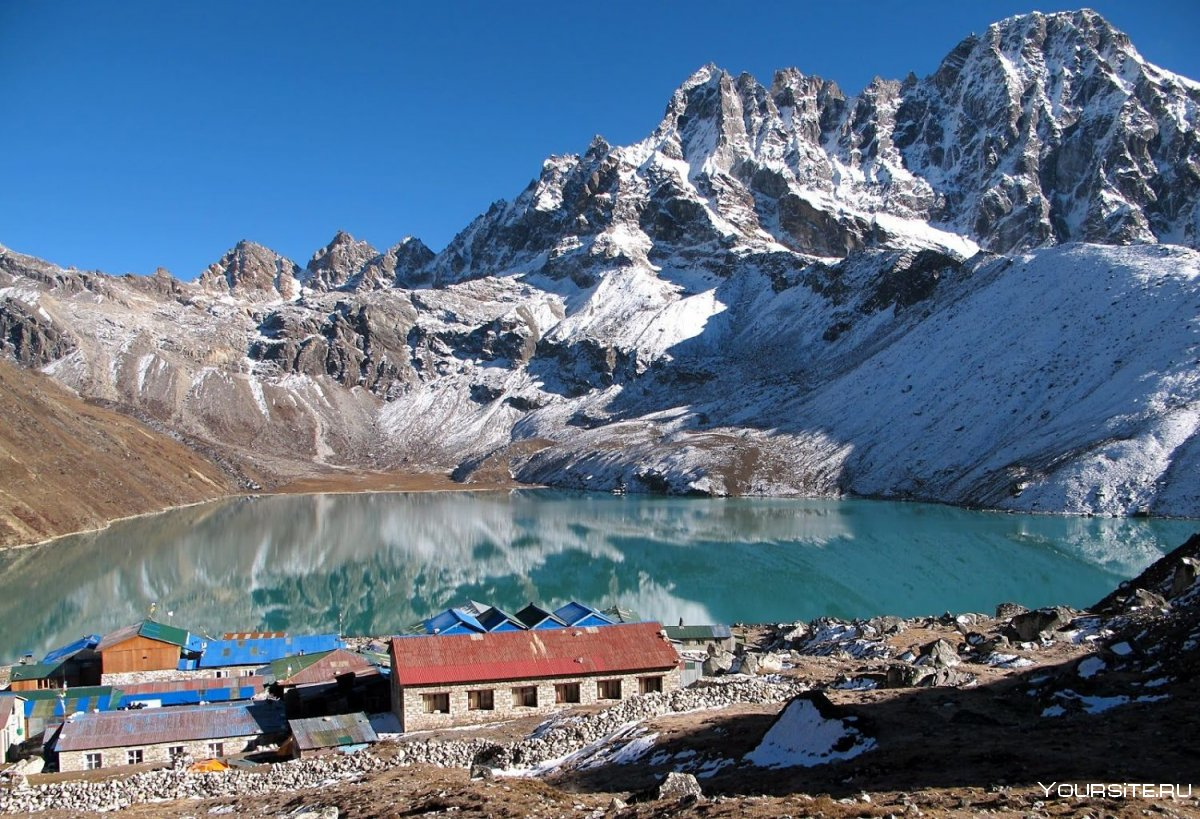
[663,625,733,642]
[269,650,333,681]
[19,686,117,702]
[138,619,191,648]
[9,663,62,682]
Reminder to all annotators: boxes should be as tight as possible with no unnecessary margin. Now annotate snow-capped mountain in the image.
[2,9,1199,517]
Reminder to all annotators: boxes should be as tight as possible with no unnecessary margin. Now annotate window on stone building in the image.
[208,742,225,757]
[85,752,102,770]
[467,689,494,711]
[214,669,229,679]
[511,686,538,708]
[422,692,450,714]
[639,676,664,694]
[127,749,144,765]
[597,679,622,700]
[554,682,580,704]
[169,745,185,759]
[240,668,255,677]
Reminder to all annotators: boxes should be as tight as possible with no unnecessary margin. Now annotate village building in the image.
[0,696,26,760]
[424,608,487,635]
[475,606,525,632]
[513,603,568,630]
[8,635,103,692]
[663,624,735,653]
[52,702,286,772]
[601,606,642,624]
[5,686,123,740]
[116,676,267,709]
[192,633,343,678]
[553,602,616,628]
[8,663,67,693]
[97,620,194,677]
[270,649,386,718]
[284,712,378,759]
[389,622,682,732]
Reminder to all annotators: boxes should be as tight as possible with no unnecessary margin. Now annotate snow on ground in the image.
[744,696,875,769]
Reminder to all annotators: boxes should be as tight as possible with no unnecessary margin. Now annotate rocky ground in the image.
[3,536,1197,817]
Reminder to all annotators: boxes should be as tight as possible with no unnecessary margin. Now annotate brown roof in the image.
[389,622,679,687]
[274,649,375,686]
[54,703,285,752]
[118,676,268,696]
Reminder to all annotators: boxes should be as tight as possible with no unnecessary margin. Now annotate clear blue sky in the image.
[2,1,1197,279]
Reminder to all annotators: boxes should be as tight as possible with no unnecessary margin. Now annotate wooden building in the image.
[97,620,192,676]
[389,622,682,732]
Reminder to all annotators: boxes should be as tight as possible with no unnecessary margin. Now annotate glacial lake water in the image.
[0,490,1195,661]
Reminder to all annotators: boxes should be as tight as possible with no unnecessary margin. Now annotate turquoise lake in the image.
[0,491,1194,661]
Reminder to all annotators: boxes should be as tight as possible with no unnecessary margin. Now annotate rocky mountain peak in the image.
[896,8,1200,251]
[198,240,303,302]
[357,236,436,290]
[304,231,380,292]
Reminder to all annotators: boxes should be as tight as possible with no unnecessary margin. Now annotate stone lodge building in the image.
[389,622,682,732]
[53,702,286,772]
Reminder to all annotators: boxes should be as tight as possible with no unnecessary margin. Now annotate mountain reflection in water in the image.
[0,490,1192,661]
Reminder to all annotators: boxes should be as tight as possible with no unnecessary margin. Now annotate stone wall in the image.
[57,734,262,773]
[393,667,681,732]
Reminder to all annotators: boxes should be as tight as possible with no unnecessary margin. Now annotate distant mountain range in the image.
[2,9,1198,520]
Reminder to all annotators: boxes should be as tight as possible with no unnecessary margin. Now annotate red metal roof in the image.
[389,622,679,687]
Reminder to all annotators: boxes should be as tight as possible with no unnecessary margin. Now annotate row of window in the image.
[421,676,664,715]
[82,742,224,770]
[212,669,258,679]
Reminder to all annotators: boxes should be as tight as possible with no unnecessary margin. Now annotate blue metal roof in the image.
[554,602,616,627]
[4,687,122,719]
[515,603,568,630]
[425,608,485,635]
[118,684,260,709]
[196,634,344,668]
[477,607,525,632]
[42,635,101,665]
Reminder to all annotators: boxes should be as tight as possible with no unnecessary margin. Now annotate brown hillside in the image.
[0,358,233,546]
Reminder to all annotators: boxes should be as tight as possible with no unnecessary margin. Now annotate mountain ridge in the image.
[2,8,1199,529]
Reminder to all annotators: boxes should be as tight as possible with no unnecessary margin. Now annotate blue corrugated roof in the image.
[554,602,616,627]
[478,607,525,632]
[515,603,568,630]
[7,687,122,719]
[425,608,485,635]
[118,684,259,708]
[196,634,343,668]
[42,635,101,665]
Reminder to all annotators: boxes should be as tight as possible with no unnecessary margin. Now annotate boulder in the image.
[918,638,961,668]
[703,647,735,676]
[1008,606,1074,641]
[995,602,1029,620]
[1171,557,1199,598]
[658,771,703,801]
[739,653,760,676]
